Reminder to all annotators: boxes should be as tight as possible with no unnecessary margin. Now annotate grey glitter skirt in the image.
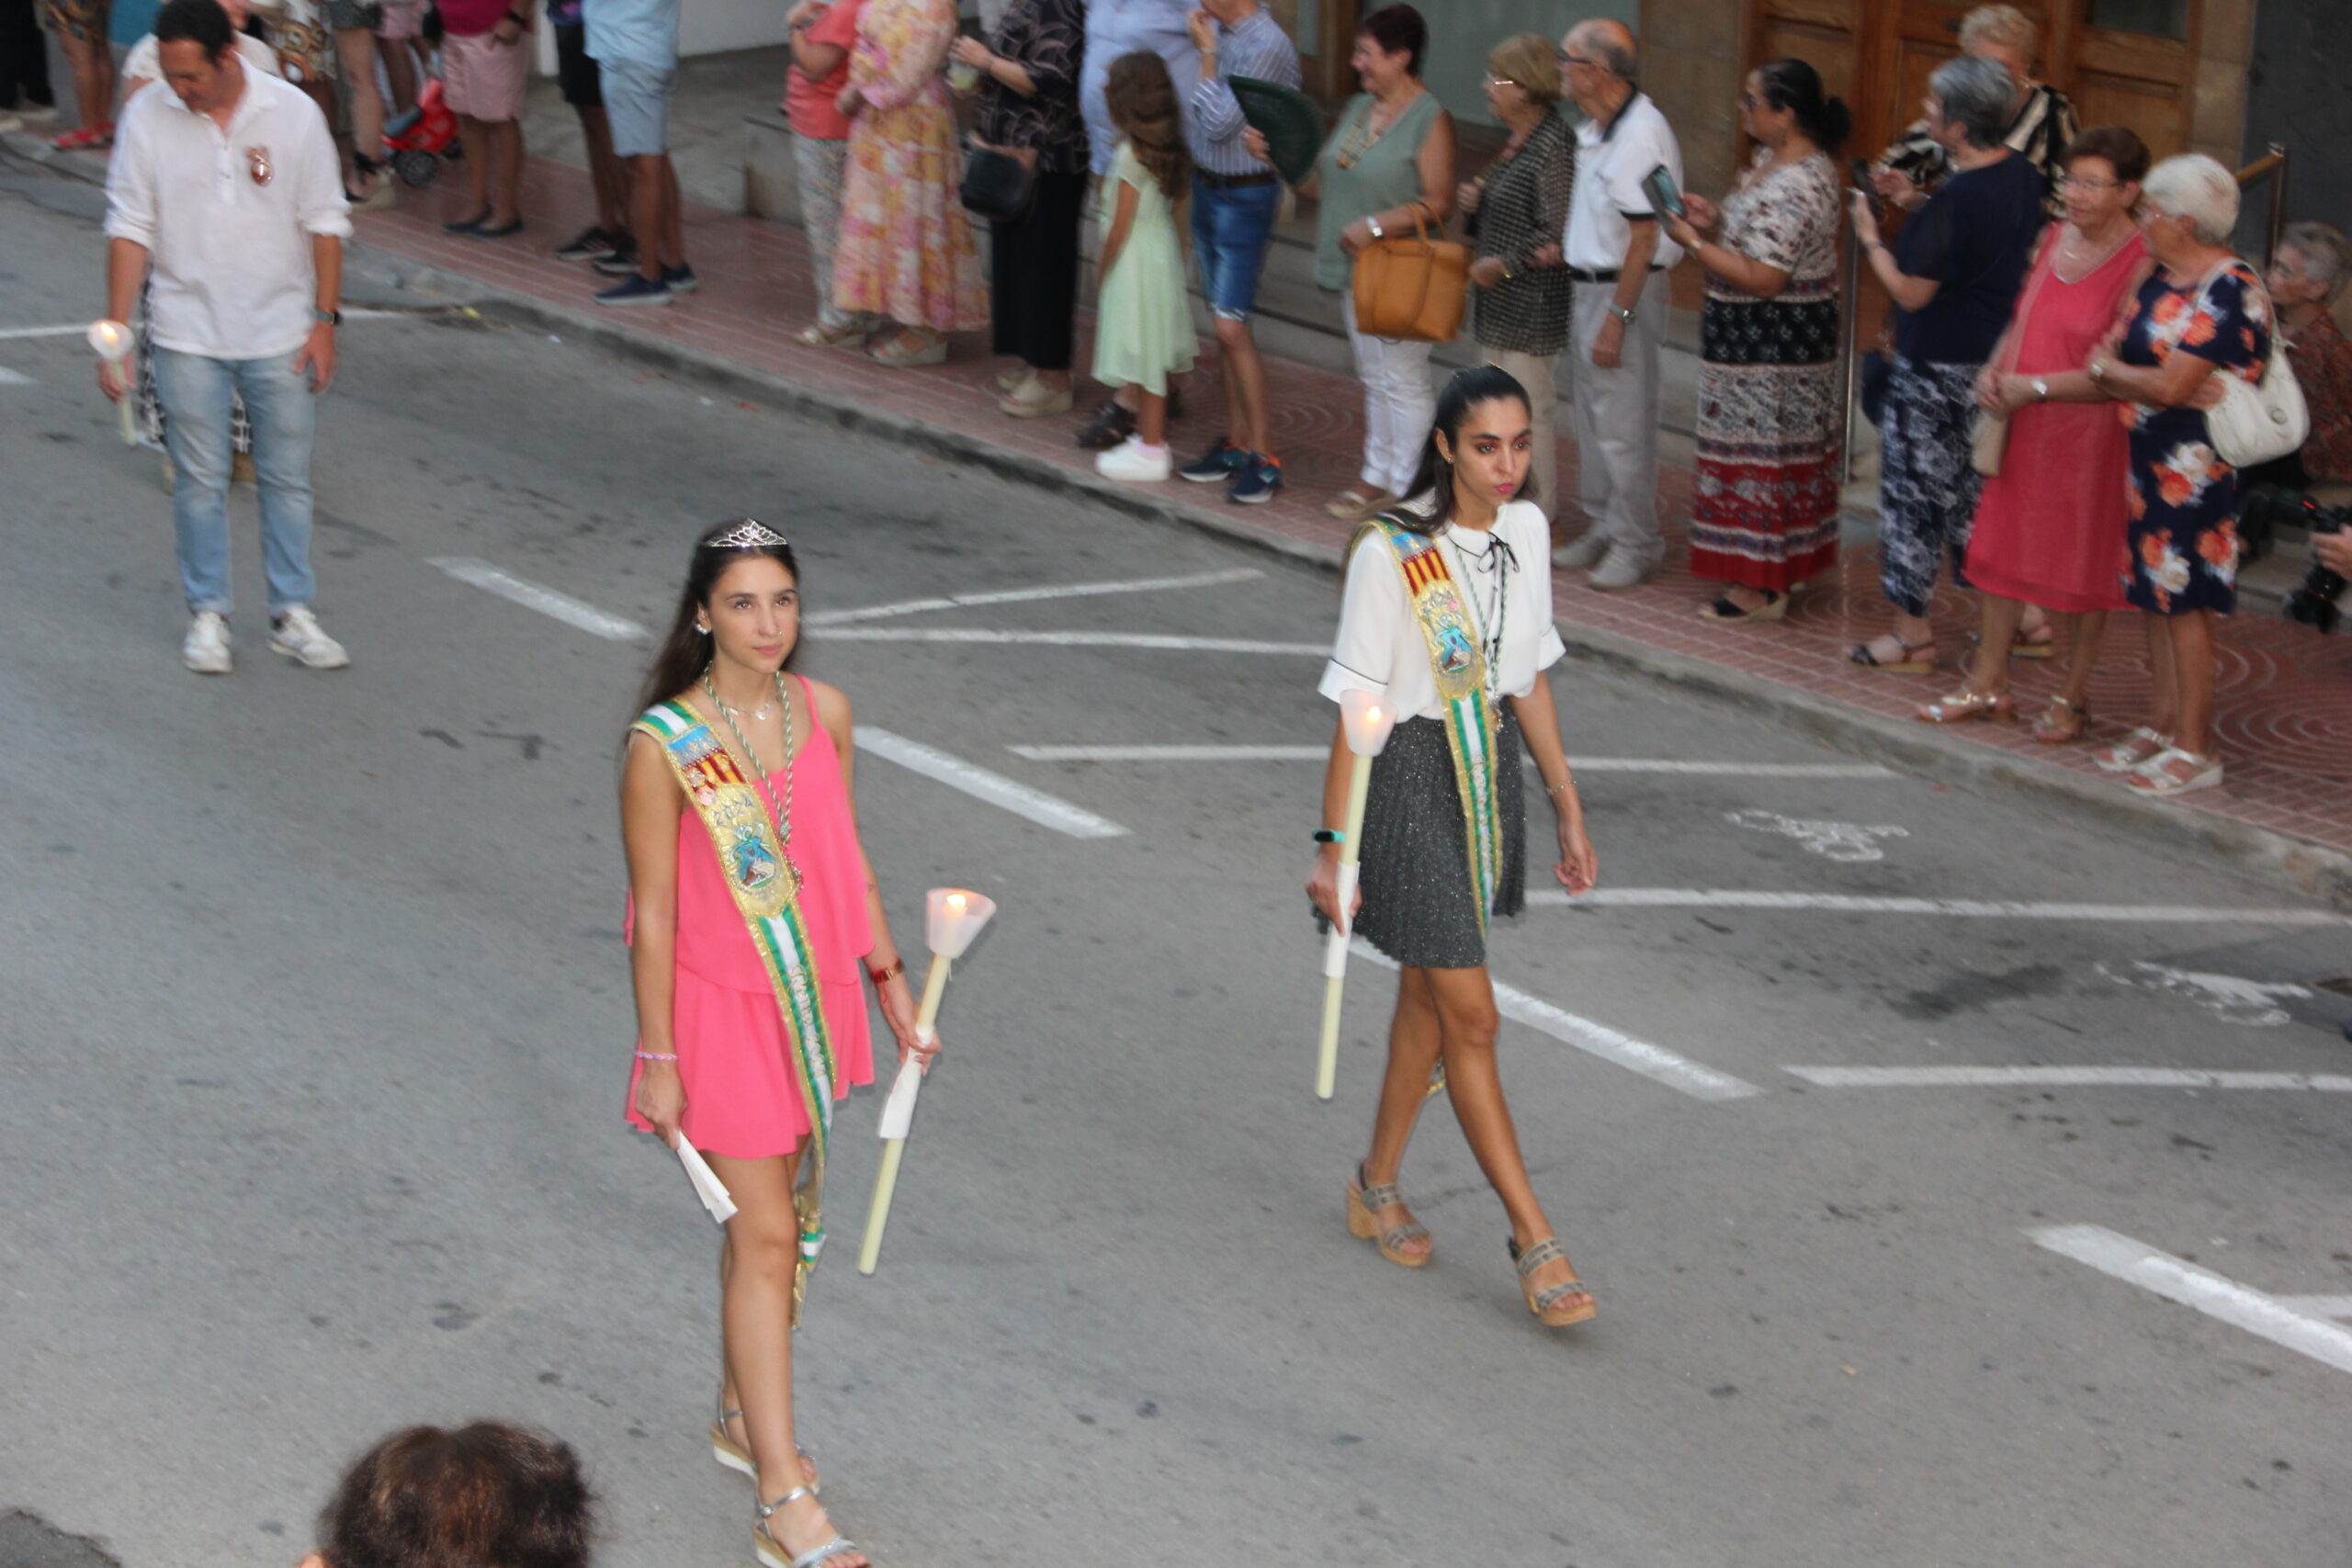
[1353,711,1526,969]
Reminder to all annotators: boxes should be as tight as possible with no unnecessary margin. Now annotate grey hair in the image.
[1569,21,1636,81]
[2279,220,2350,303]
[1959,4,2036,55]
[2141,153,2241,246]
[1928,55,2014,149]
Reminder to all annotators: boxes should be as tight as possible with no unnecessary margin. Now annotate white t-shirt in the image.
[1320,501,1567,723]
[121,30,280,92]
[1566,91,1685,272]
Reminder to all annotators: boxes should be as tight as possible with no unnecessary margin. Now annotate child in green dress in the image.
[1091,51,1196,483]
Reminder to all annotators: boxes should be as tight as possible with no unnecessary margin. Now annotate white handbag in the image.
[2195,260,2308,468]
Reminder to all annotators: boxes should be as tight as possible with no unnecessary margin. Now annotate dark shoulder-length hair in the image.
[635,519,802,715]
[1357,4,1427,78]
[318,1422,594,1568]
[1392,364,1535,535]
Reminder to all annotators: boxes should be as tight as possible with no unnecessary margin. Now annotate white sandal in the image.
[2093,726,2172,773]
[2126,746,2222,796]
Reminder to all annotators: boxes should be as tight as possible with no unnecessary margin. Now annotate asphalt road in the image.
[5,157,2349,1568]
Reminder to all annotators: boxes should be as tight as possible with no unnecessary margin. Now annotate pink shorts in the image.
[440,29,528,121]
[376,0,424,39]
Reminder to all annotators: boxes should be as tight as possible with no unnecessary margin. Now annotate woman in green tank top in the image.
[1250,5,1455,518]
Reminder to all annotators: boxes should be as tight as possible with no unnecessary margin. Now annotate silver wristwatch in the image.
[2031,377,2050,402]
[1609,304,1636,326]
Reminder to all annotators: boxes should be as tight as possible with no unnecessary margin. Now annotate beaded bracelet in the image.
[635,1051,679,1062]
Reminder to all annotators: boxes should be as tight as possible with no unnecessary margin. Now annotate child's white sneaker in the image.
[269,606,350,669]
[182,611,232,674]
[1095,435,1170,483]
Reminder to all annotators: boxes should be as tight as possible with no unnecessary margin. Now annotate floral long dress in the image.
[1687,149,1843,592]
[831,0,989,333]
[2119,260,2271,615]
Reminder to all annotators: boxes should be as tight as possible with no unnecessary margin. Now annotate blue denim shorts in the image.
[1190,177,1280,321]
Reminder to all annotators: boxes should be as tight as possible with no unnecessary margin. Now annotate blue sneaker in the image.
[1178,436,1242,482]
[663,264,699,295]
[595,273,673,307]
[1227,453,1283,504]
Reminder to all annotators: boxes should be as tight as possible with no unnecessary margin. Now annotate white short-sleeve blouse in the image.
[1318,500,1566,721]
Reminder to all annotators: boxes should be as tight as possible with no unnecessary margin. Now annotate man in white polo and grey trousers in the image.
[1553,17,1681,589]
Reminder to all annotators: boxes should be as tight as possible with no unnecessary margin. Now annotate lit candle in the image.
[1317,690,1396,1099]
[86,320,138,446]
[859,886,998,1274]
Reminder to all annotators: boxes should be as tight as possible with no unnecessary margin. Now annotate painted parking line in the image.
[2029,1224,2352,1378]
[2278,1295,2352,1320]
[0,366,34,385]
[1349,939,1763,1102]
[429,557,650,641]
[1006,743,1898,777]
[1787,1066,2352,1091]
[856,727,1127,840]
[1529,888,2352,924]
[807,567,1262,626]
[818,627,1325,654]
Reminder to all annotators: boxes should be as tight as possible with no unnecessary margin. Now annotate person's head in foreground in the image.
[301,1421,594,1568]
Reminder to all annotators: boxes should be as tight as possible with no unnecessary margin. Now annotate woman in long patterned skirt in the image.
[1664,59,1848,623]
[831,0,988,367]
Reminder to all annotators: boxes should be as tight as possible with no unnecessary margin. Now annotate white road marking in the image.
[856,728,1127,839]
[1727,807,1908,862]
[1786,1066,2352,1091]
[1348,939,1763,1102]
[0,310,407,341]
[2097,960,2312,1027]
[2029,1224,2352,1378]
[1527,889,2351,924]
[2277,1295,2352,1320]
[807,567,1263,625]
[817,627,1325,654]
[428,557,650,641]
[1006,744,1895,777]
[0,366,34,385]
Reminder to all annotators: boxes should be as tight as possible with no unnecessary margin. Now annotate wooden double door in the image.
[1750,0,2207,165]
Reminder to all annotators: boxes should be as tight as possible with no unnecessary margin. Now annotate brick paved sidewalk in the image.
[356,155,2352,863]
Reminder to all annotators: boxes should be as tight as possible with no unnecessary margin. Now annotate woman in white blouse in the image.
[1306,364,1600,1329]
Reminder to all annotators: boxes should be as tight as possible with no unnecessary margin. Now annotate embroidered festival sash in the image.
[634,698,838,1320]
[1357,514,1504,935]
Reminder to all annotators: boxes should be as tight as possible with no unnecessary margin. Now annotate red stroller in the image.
[385,77,460,188]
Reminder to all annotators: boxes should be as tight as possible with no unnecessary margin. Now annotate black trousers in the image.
[989,168,1086,372]
[0,0,54,111]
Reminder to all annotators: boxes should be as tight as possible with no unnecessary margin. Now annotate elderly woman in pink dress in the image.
[831,0,988,366]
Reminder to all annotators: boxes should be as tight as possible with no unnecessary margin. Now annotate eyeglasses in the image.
[1555,50,1599,70]
[1487,74,1524,91]
[2056,175,2120,191]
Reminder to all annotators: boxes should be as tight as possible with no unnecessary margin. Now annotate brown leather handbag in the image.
[1351,203,1468,343]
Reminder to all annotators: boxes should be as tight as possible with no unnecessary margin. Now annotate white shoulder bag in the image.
[2196,259,2308,468]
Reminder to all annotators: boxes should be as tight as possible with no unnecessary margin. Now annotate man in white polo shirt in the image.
[102,0,352,674]
[1555,17,1682,588]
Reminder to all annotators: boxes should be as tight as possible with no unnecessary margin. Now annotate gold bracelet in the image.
[866,957,906,987]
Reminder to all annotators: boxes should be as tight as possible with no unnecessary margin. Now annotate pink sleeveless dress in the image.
[625,678,876,1158]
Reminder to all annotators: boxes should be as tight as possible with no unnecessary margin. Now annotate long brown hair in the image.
[634,519,801,715]
[1105,51,1191,200]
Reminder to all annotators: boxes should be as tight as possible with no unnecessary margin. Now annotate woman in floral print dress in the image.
[831,0,989,366]
[2085,154,2272,797]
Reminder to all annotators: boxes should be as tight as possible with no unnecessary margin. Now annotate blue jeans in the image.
[1190,177,1280,321]
[153,345,319,616]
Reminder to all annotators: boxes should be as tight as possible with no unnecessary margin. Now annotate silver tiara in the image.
[705,519,789,550]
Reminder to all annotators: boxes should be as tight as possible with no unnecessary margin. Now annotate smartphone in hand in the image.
[1641,162,1684,220]
[1849,158,1884,219]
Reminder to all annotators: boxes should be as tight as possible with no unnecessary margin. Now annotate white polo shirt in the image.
[1565,90,1685,273]
[1321,502,1567,722]
[103,57,350,361]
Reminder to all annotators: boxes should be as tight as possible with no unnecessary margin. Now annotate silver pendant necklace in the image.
[703,666,802,892]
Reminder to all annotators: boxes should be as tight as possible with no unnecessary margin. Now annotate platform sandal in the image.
[1510,1235,1596,1327]
[714,1402,817,1491]
[2093,726,2171,773]
[755,1486,862,1568]
[1345,1163,1431,1268]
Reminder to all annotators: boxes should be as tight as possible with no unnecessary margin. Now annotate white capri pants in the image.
[1343,292,1437,499]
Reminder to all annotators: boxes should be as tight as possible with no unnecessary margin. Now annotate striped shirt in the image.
[1877,82,2077,215]
[1184,4,1299,177]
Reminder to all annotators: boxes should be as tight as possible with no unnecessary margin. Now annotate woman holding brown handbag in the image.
[1249,4,1454,520]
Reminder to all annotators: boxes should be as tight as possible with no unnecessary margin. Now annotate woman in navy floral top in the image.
[2085,154,2273,797]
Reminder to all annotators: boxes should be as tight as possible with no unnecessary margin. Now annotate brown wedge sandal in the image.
[1510,1236,1596,1327]
[1346,1164,1431,1268]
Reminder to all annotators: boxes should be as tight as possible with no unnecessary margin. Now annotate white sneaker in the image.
[183,611,232,674]
[1588,546,1660,591]
[1552,532,1608,570]
[1095,435,1171,483]
[269,606,350,669]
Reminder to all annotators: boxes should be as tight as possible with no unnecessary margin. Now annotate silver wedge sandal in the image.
[754,1485,861,1568]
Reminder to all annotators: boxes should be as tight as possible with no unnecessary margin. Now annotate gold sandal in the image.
[1510,1235,1596,1327]
[1915,687,2016,725]
[2031,695,2088,744]
[1345,1164,1431,1267]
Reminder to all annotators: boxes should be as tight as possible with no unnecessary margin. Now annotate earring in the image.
[696,623,710,635]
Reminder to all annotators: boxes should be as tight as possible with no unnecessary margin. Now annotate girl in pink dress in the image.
[621,518,933,1568]
[1917,128,2153,743]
